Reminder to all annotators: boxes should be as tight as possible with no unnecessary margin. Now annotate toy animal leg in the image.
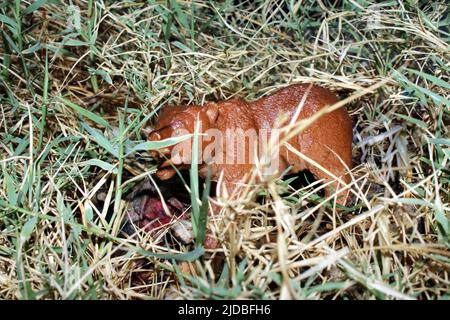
[309,164,351,206]
[204,165,252,249]
[211,164,252,196]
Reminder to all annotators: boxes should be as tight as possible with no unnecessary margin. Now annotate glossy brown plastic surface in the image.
[149,84,352,205]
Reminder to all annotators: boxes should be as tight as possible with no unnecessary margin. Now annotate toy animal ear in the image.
[204,102,219,124]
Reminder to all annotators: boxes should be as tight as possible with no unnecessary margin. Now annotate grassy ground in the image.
[0,0,449,300]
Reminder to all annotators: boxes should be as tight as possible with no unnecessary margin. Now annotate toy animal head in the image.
[148,102,219,180]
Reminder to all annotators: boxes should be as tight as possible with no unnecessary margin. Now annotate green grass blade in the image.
[190,119,200,239]
[23,0,47,16]
[81,122,117,158]
[59,97,110,128]
[407,68,450,90]
[196,167,211,246]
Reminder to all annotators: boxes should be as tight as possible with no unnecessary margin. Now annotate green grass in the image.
[0,0,449,299]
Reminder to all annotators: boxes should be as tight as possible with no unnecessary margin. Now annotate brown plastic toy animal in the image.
[148,84,352,206]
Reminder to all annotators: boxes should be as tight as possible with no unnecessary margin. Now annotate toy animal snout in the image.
[148,130,161,141]
[148,124,175,141]
[148,126,173,158]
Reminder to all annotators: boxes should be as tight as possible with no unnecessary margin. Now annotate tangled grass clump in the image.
[0,0,449,299]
